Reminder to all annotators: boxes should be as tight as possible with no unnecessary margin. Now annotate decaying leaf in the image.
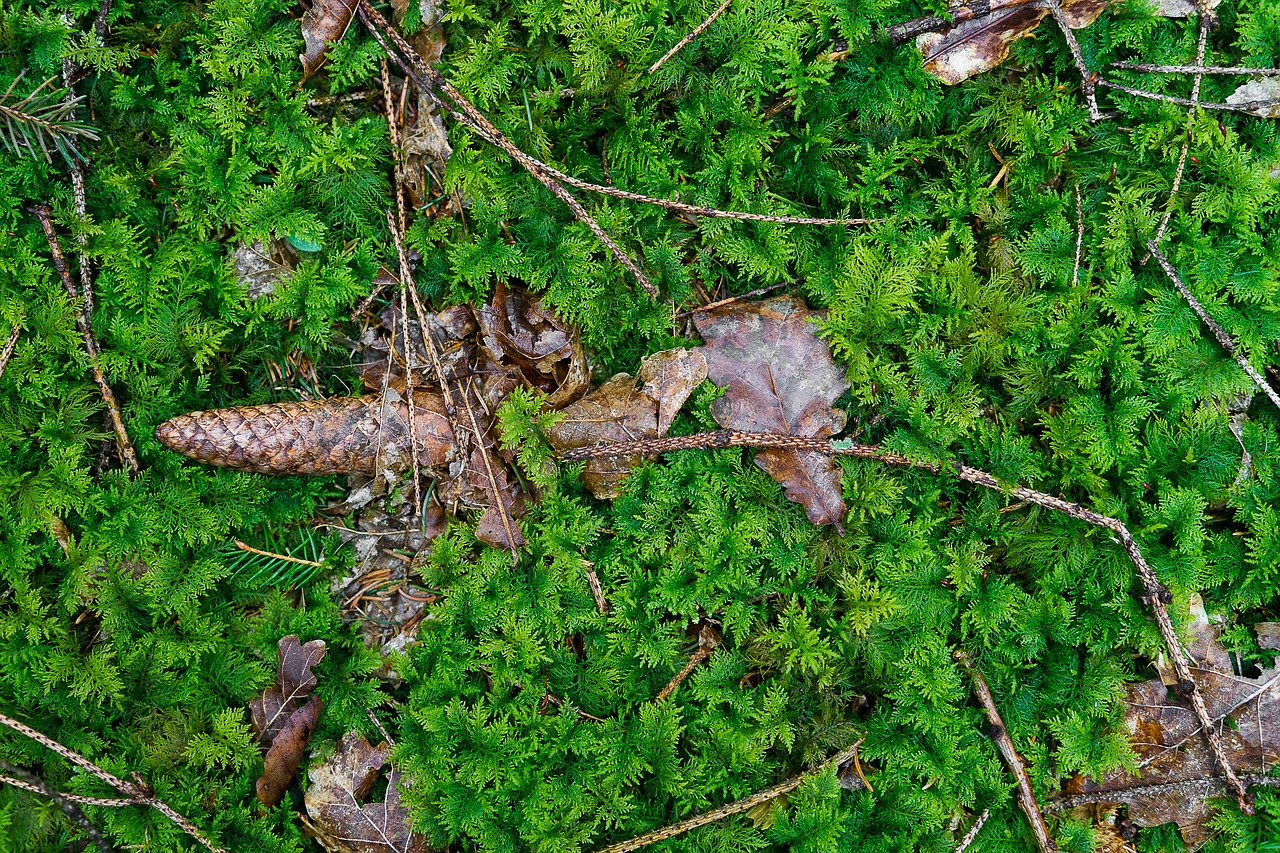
[1065,616,1279,845]
[300,0,359,79]
[694,297,850,530]
[251,635,328,807]
[231,240,297,301]
[916,0,1110,85]
[251,635,328,746]
[476,280,590,409]
[155,392,456,476]
[391,0,452,209]
[1227,78,1280,119]
[304,730,428,853]
[544,348,708,498]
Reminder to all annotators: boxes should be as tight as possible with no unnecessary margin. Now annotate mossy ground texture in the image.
[3,0,1280,851]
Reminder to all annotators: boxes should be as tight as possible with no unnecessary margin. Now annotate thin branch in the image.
[0,323,20,382]
[0,711,226,853]
[654,629,721,702]
[672,282,792,319]
[956,653,1055,853]
[0,775,136,808]
[585,565,609,614]
[31,204,139,474]
[1147,241,1280,413]
[1072,185,1083,286]
[1112,62,1280,76]
[1039,0,1100,121]
[648,0,733,75]
[1047,774,1280,812]
[954,808,990,853]
[233,540,323,568]
[591,741,863,853]
[1093,79,1279,113]
[0,760,115,853]
[557,428,1253,815]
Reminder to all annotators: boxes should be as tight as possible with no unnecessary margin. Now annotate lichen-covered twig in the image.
[1047,775,1280,812]
[0,759,115,853]
[0,711,226,853]
[0,323,20,382]
[559,429,1254,814]
[591,741,863,853]
[954,808,991,853]
[1147,241,1280,413]
[956,652,1055,852]
[1093,80,1278,113]
[1112,62,1280,76]
[1039,0,1100,121]
[31,204,139,474]
[648,0,733,75]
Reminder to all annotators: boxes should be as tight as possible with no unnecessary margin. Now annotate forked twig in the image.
[956,652,1055,852]
[1040,0,1100,122]
[1147,241,1280,413]
[31,204,139,474]
[559,429,1254,814]
[648,0,733,75]
[0,711,226,852]
[591,741,863,853]
[0,759,115,853]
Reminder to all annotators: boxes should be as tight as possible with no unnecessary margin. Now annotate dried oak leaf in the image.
[544,348,708,499]
[917,0,1110,85]
[476,281,590,409]
[304,730,428,853]
[300,0,359,79]
[1065,617,1279,846]
[693,297,849,530]
[155,392,456,477]
[251,635,328,807]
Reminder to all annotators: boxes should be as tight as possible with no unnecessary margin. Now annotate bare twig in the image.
[654,628,721,702]
[1047,774,1280,812]
[1093,80,1278,113]
[31,204,139,474]
[0,759,115,853]
[1072,185,1083,286]
[0,774,136,807]
[0,323,20,382]
[956,652,1055,852]
[591,741,863,853]
[1147,241,1280,413]
[955,808,991,853]
[0,711,226,852]
[648,0,733,75]
[233,539,323,568]
[1112,62,1280,76]
[585,564,608,614]
[672,282,792,319]
[558,428,1254,815]
[1040,0,1100,121]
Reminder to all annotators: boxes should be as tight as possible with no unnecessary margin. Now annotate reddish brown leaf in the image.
[304,731,429,853]
[544,348,708,498]
[916,0,1110,85]
[155,392,456,476]
[476,281,590,408]
[250,635,328,747]
[300,0,359,79]
[1067,614,1279,845]
[257,694,323,807]
[693,297,849,530]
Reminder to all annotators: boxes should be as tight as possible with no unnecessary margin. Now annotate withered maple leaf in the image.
[916,0,1110,85]
[1065,615,1279,846]
[304,731,429,853]
[693,296,850,530]
[544,348,708,498]
[251,635,328,807]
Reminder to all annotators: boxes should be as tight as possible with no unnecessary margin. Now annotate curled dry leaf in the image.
[250,635,328,807]
[1065,615,1279,846]
[916,0,1110,85]
[300,0,359,79]
[391,0,452,209]
[477,280,590,409]
[544,348,708,498]
[155,392,456,476]
[304,730,428,853]
[694,296,850,530]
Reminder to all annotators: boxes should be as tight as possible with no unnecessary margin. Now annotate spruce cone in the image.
[155,393,456,476]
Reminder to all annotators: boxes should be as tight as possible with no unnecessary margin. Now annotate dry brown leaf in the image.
[544,348,708,498]
[391,0,452,209]
[694,297,849,530]
[916,0,1110,85]
[304,730,428,853]
[300,0,359,79]
[257,694,323,807]
[250,635,328,747]
[1066,618,1280,846]
[476,281,591,408]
